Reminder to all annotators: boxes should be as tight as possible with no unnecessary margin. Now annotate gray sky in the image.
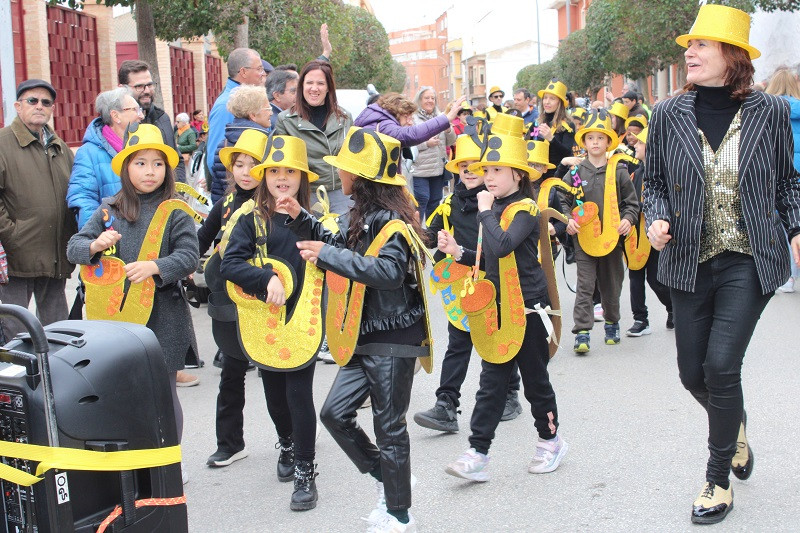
[370,0,457,32]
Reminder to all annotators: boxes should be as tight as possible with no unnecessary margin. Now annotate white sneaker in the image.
[181,463,189,485]
[444,448,490,482]
[778,278,795,293]
[318,338,335,363]
[528,434,568,474]
[593,303,604,322]
[364,511,417,533]
[374,473,418,512]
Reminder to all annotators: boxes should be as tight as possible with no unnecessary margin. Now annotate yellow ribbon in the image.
[0,440,181,486]
[175,182,211,207]
[312,185,341,233]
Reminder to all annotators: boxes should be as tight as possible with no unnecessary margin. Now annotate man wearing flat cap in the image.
[0,79,76,340]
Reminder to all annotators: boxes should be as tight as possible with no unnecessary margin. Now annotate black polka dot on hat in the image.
[387,163,397,177]
[489,137,503,149]
[389,147,400,162]
[348,131,366,153]
[547,84,555,90]
[272,151,284,162]
[527,141,535,150]
[128,123,140,133]
[128,136,139,146]
[487,150,501,162]
[597,124,605,129]
[273,137,285,149]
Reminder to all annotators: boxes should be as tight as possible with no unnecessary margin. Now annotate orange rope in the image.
[96,495,186,533]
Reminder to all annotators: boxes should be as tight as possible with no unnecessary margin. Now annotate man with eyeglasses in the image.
[0,79,77,340]
[486,86,508,122]
[118,60,186,182]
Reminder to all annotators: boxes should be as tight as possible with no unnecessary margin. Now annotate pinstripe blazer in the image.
[643,90,800,294]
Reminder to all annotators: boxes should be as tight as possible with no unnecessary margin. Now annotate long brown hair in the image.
[109,150,176,222]
[540,97,570,133]
[253,169,312,225]
[683,41,754,101]
[347,179,423,252]
[293,60,347,124]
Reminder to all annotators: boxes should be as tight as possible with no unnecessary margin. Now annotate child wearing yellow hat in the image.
[533,79,577,176]
[561,109,639,353]
[440,115,569,483]
[220,134,322,511]
[67,123,200,483]
[278,127,432,532]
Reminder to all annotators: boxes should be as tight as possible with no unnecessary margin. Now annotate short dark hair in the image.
[192,109,202,118]
[514,88,532,99]
[265,69,299,102]
[275,64,298,72]
[118,60,151,85]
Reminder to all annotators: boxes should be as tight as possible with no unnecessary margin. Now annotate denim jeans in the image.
[413,173,446,221]
[671,251,772,486]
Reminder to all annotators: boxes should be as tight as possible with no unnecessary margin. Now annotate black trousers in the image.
[261,363,317,462]
[320,353,415,511]
[215,354,268,454]
[468,313,558,455]
[671,252,772,486]
[628,249,672,323]
[436,323,521,407]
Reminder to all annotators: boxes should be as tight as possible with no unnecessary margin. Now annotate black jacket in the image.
[288,208,424,334]
[425,182,486,268]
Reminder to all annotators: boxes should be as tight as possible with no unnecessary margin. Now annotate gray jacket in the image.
[410,111,456,178]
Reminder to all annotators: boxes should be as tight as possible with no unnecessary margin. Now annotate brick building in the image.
[388,16,449,102]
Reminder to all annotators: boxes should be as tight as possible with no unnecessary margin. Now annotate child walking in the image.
[67,123,200,484]
[219,135,322,511]
[562,109,639,353]
[198,129,270,469]
[441,116,568,482]
[279,127,432,532]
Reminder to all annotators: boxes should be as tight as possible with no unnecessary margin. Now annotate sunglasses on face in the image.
[19,97,54,107]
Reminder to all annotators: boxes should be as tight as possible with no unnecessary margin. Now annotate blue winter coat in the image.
[353,104,451,148]
[210,118,270,202]
[782,95,800,172]
[66,118,121,229]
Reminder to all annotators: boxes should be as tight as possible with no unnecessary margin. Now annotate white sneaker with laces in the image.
[778,278,795,293]
[528,434,568,474]
[373,474,418,513]
[444,448,490,482]
[593,303,604,322]
[364,511,417,533]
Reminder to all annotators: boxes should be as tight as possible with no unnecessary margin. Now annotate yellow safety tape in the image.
[0,441,181,486]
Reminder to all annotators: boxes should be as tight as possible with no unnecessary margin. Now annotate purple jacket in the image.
[353,104,451,147]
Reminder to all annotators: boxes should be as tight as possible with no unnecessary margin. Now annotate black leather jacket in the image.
[287,208,424,334]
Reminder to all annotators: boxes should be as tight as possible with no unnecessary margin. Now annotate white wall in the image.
[0,0,17,124]
[486,40,558,97]
[751,9,800,83]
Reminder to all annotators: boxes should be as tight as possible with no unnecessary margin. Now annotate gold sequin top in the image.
[698,110,752,263]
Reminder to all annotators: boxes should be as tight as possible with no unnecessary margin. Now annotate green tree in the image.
[385,60,408,93]
[335,6,395,91]
[515,60,558,94]
[553,29,606,96]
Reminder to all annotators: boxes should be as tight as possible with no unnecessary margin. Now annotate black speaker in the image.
[0,305,188,533]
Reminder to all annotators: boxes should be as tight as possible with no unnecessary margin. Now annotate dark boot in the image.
[413,394,459,432]
[290,460,318,511]
[276,437,295,482]
[500,389,523,422]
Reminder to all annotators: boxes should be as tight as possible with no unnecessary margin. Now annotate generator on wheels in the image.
[0,304,188,533]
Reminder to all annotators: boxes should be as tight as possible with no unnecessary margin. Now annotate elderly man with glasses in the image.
[0,79,77,340]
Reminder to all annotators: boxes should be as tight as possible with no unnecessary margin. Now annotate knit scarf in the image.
[101,124,124,153]
[177,124,191,136]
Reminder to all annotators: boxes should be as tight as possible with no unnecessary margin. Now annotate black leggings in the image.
[672,252,772,486]
[261,362,317,462]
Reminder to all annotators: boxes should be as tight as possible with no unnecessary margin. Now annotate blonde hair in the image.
[765,68,800,99]
[227,85,269,118]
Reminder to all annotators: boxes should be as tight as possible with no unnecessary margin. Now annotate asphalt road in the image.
[170,259,800,532]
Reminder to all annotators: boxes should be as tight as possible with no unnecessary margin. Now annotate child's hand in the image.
[548,222,556,236]
[566,218,581,235]
[124,260,159,284]
[617,219,632,236]
[296,241,325,264]
[89,230,121,255]
[437,230,460,256]
[265,274,286,306]
[476,190,494,211]
[647,220,672,250]
[276,196,302,218]
[561,157,582,167]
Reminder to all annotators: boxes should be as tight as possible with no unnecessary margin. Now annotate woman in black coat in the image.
[643,4,800,525]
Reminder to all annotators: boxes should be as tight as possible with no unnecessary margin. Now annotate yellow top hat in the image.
[490,113,525,138]
[575,109,621,152]
[323,127,406,187]
[635,127,648,145]
[607,101,629,121]
[572,107,588,123]
[526,140,556,169]
[537,79,568,108]
[111,123,179,176]
[446,135,483,174]
[460,101,472,110]
[219,129,270,172]
[488,86,504,98]
[624,114,648,130]
[468,133,541,181]
[676,4,760,59]
[251,135,319,182]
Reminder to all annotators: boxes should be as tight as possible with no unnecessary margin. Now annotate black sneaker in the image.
[500,390,523,422]
[574,330,590,354]
[666,312,675,330]
[413,395,459,432]
[604,322,620,345]
[626,320,651,337]
[212,350,223,368]
[206,448,248,467]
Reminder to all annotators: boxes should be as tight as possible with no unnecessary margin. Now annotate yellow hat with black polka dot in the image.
[607,101,629,121]
[526,139,556,169]
[251,135,319,182]
[572,107,588,123]
[219,129,270,172]
[624,114,648,130]
[111,123,179,176]
[468,115,541,180]
[445,135,483,174]
[323,127,406,187]
[575,108,621,152]
[537,79,568,108]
